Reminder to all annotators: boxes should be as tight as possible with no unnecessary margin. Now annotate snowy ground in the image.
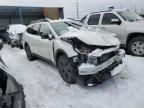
[1,44,144,108]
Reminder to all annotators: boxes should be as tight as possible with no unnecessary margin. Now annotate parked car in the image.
[7,24,26,49]
[23,18,126,86]
[80,9,144,56]
[0,25,9,43]
[139,14,144,18]
[0,40,25,108]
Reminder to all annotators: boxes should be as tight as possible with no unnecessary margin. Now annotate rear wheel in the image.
[128,37,144,56]
[25,45,35,61]
[57,55,78,84]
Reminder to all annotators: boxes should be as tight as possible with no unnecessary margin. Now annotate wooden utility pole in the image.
[135,6,137,13]
[76,0,79,19]
[120,4,123,9]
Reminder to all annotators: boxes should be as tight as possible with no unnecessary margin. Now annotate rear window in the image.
[88,14,100,25]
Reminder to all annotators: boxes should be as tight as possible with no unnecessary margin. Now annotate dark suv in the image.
[0,41,25,108]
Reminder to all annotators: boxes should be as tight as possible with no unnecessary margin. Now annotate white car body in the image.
[23,19,126,85]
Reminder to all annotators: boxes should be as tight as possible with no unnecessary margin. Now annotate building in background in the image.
[0,0,77,26]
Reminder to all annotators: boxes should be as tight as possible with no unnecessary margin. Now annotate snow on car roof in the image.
[112,9,128,12]
[49,18,72,23]
[8,24,26,34]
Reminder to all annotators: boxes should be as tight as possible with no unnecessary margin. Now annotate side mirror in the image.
[41,32,53,40]
[48,34,53,40]
[41,33,48,39]
[111,19,121,25]
[0,40,3,50]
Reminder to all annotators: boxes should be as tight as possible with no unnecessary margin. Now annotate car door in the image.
[100,13,126,42]
[86,14,101,29]
[37,23,54,60]
[26,24,41,54]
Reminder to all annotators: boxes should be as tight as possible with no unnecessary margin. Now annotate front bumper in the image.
[78,49,126,76]
[77,49,126,86]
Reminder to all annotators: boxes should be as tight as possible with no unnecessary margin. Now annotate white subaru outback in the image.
[23,19,126,86]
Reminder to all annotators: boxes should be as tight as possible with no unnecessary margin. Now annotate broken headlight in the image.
[75,46,91,54]
[87,56,98,66]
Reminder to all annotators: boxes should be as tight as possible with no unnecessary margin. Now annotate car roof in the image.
[90,9,128,14]
[29,18,79,25]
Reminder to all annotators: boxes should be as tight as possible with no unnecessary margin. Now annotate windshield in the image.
[50,21,79,36]
[118,11,144,22]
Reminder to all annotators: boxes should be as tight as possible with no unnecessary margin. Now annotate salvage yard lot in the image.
[1,44,144,108]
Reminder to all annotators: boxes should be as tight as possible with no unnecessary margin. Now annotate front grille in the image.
[86,51,118,66]
[98,51,118,64]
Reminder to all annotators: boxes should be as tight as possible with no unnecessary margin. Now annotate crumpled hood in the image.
[61,29,120,46]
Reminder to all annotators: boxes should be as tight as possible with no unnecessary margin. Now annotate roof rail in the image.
[30,18,50,24]
[90,10,111,14]
[90,8,129,14]
[67,18,80,21]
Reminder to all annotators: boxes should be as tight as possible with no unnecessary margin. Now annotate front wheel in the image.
[19,44,23,49]
[25,45,35,61]
[11,44,14,48]
[57,55,78,84]
[128,37,144,56]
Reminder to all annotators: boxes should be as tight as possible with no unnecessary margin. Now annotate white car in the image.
[8,24,26,49]
[81,9,144,56]
[23,19,126,86]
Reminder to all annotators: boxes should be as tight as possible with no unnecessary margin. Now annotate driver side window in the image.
[102,13,121,25]
[40,24,50,35]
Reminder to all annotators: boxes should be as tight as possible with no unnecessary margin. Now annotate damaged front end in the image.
[78,48,126,86]
[61,37,126,86]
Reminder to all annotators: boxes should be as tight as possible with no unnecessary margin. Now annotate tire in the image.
[11,44,14,48]
[57,55,78,84]
[25,45,35,61]
[19,45,23,49]
[128,37,144,56]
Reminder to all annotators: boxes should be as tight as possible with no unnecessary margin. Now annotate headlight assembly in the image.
[75,46,91,54]
[87,56,98,66]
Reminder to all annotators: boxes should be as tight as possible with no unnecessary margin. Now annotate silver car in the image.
[81,9,144,56]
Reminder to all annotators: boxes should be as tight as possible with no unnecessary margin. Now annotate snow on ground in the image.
[1,44,144,108]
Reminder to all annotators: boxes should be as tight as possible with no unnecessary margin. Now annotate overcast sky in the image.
[78,0,144,17]
[0,0,143,18]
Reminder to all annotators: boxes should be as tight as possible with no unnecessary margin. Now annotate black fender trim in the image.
[54,49,69,65]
